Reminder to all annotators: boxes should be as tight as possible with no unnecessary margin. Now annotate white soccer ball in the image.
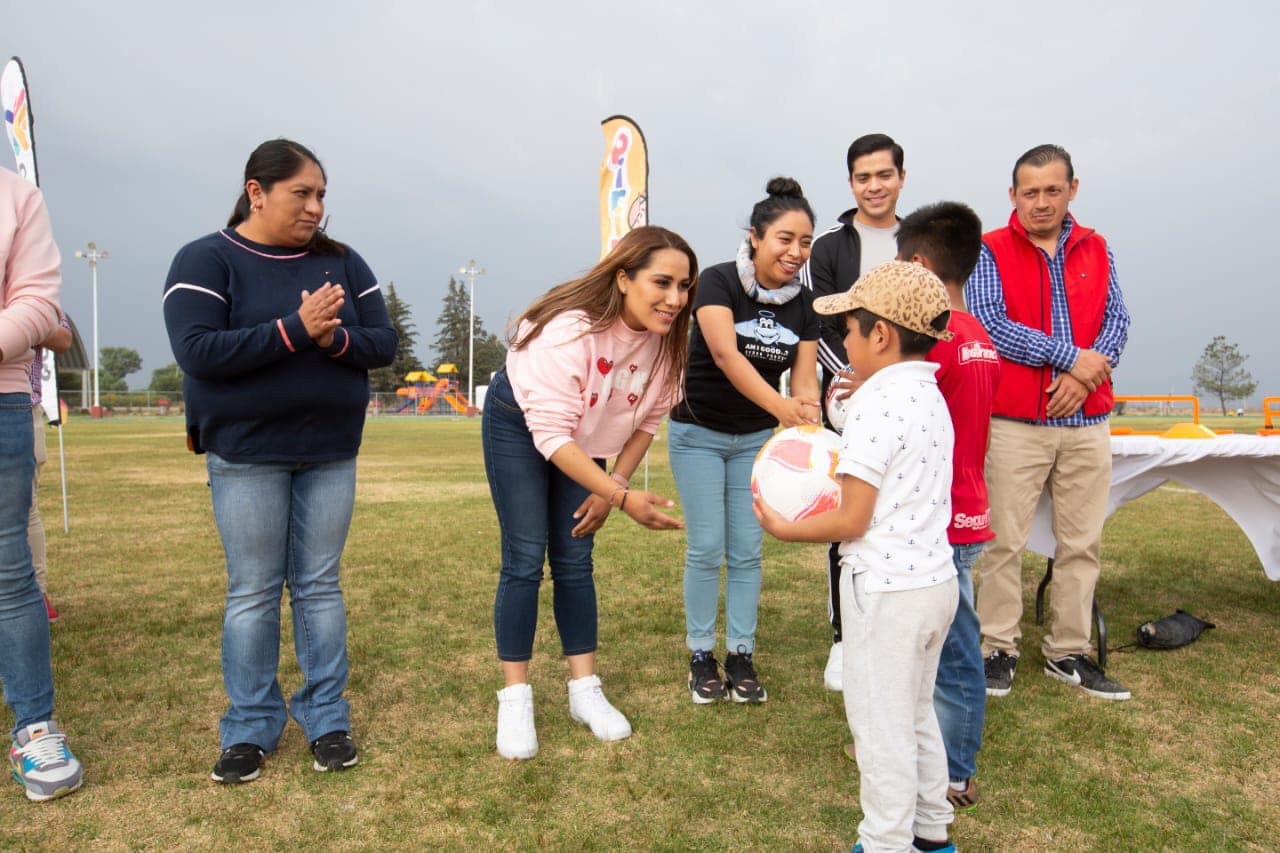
[825,382,853,433]
[751,425,843,522]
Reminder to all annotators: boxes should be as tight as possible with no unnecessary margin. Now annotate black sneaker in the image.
[984,651,1017,697]
[310,731,359,772]
[688,650,727,704]
[211,743,265,783]
[724,651,767,704]
[1044,654,1132,701]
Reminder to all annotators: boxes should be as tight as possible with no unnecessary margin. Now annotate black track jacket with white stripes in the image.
[800,207,865,378]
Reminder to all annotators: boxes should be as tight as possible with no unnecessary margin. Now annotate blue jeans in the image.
[0,392,54,737]
[667,419,773,655]
[934,541,986,783]
[482,371,598,662]
[206,452,356,750]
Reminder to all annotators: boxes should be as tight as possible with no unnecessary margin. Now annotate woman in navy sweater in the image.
[162,139,396,784]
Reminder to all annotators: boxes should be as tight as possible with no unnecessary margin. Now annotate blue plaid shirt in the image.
[964,216,1130,427]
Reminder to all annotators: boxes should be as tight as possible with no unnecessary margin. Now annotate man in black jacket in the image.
[800,132,907,691]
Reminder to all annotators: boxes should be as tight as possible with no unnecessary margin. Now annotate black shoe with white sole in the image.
[310,731,359,771]
[984,651,1017,697]
[688,650,727,704]
[724,651,767,704]
[1044,654,1131,700]
[211,743,265,783]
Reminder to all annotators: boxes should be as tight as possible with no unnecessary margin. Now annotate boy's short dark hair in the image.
[895,202,983,286]
[848,307,949,358]
[846,133,904,176]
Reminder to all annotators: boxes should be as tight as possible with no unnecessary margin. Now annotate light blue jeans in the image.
[667,420,774,655]
[933,541,986,783]
[0,392,55,737]
[206,452,356,750]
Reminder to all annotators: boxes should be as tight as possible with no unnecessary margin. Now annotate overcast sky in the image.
[9,1,1278,403]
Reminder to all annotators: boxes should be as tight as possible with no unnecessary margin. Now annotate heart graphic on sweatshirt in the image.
[627,393,639,406]
[629,364,638,373]
[597,358,613,376]
[589,392,599,407]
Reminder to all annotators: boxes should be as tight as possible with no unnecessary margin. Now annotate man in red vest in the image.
[965,145,1132,701]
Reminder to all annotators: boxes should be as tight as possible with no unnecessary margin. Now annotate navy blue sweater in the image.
[162,229,397,462]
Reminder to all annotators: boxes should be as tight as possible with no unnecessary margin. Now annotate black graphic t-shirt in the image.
[671,260,819,434]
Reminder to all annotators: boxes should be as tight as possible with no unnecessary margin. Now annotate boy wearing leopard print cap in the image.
[755,261,959,853]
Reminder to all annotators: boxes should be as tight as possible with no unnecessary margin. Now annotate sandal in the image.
[946,777,979,812]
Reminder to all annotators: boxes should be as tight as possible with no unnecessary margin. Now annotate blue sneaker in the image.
[10,721,84,802]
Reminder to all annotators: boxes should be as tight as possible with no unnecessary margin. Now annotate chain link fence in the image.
[54,390,485,418]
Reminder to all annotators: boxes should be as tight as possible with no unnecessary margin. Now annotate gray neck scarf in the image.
[736,238,802,305]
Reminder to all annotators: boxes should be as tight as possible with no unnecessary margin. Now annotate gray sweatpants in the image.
[842,570,957,853]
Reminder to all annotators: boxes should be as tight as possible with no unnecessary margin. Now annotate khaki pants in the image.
[977,418,1110,660]
[28,404,47,595]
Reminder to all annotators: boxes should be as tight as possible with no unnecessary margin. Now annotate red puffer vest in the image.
[983,210,1113,421]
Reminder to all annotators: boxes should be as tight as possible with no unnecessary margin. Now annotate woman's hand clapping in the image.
[299,282,345,348]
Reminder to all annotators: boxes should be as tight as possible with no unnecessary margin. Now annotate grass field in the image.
[7,417,1279,850]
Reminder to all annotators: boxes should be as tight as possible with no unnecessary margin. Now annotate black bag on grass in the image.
[1136,610,1215,650]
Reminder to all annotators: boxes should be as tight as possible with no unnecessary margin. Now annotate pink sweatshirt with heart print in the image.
[0,168,61,395]
[505,310,678,460]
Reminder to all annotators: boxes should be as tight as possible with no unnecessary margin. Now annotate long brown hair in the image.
[511,225,698,407]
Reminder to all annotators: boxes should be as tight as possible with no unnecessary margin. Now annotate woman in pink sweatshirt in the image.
[0,166,84,801]
[484,225,697,760]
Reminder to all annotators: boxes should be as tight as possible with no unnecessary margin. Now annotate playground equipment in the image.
[392,365,476,415]
[1111,394,1278,438]
[1262,396,1279,436]
[1110,395,1218,438]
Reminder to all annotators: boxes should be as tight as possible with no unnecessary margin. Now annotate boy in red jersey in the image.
[897,201,999,810]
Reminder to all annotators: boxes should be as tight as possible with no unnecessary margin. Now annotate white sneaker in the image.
[824,642,843,692]
[567,675,632,742]
[495,683,538,760]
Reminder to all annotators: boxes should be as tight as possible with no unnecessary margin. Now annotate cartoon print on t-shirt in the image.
[734,309,800,364]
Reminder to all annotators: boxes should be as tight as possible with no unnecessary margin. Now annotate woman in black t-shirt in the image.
[668,177,821,704]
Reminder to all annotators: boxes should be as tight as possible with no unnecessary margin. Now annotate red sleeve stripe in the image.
[329,328,350,358]
[277,318,296,352]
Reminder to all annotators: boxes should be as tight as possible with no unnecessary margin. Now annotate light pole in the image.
[458,259,486,414]
[73,242,108,418]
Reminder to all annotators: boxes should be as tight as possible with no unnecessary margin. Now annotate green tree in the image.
[369,282,425,393]
[100,346,143,392]
[56,370,82,392]
[472,330,508,388]
[149,362,184,394]
[432,276,506,392]
[432,277,469,376]
[1191,335,1258,415]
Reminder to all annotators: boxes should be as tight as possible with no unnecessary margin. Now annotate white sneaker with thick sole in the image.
[567,675,632,742]
[824,642,843,692]
[496,683,538,760]
[10,721,83,801]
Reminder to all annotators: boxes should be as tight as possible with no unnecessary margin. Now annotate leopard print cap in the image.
[812,260,954,341]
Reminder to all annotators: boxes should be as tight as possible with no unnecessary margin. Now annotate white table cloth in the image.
[1028,434,1280,580]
